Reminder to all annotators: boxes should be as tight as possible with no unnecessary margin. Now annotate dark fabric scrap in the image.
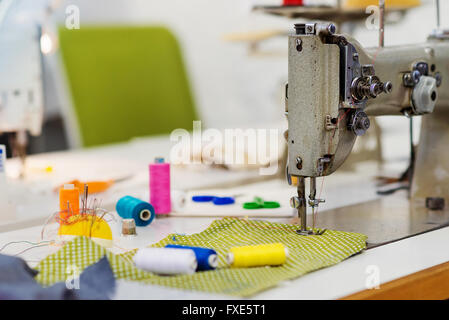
[0,254,115,300]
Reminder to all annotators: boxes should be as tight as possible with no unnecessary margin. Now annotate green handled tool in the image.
[243,197,280,210]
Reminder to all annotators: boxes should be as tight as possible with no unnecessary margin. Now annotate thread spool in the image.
[133,247,197,275]
[283,0,303,6]
[116,196,155,227]
[122,218,137,236]
[227,243,288,268]
[59,184,79,222]
[165,244,218,271]
[149,157,171,215]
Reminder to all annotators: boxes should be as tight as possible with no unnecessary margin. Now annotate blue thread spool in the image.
[165,244,218,271]
[116,196,155,227]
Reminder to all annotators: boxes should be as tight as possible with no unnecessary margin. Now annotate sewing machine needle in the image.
[310,177,317,231]
[296,177,312,235]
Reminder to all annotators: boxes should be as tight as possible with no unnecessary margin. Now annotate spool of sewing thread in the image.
[165,244,218,271]
[122,218,137,236]
[116,196,155,227]
[149,157,171,215]
[283,0,303,6]
[59,184,79,222]
[227,243,288,268]
[133,247,197,275]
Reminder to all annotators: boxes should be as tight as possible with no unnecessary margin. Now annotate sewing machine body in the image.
[286,23,449,244]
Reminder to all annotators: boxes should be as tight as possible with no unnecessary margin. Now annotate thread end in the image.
[208,254,218,268]
[226,252,234,266]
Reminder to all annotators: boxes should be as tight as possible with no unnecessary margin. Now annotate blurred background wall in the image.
[15,0,449,163]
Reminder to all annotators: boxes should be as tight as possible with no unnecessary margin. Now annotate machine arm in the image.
[285,22,449,234]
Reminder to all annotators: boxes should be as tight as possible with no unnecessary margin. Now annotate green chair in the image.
[58,26,198,147]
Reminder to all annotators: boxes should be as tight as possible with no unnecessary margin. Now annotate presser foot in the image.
[314,228,327,236]
[296,229,314,236]
[295,228,327,236]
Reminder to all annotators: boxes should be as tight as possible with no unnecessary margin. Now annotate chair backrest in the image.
[58,26,198,147]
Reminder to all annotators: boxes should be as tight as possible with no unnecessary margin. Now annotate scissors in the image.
[192,195,235,205]
[243,197,280,210]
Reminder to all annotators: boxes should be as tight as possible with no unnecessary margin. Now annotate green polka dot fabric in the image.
[35,218,367,297]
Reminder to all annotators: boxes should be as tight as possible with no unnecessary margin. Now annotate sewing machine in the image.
[0,0,56,168]
[286,21,449,244]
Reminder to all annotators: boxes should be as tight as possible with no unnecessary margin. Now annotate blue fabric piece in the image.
[0,254,115,300]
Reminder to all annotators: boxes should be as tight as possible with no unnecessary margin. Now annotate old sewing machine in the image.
[285,19,449,245]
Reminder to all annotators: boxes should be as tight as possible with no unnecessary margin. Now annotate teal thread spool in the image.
[116,196,155,227]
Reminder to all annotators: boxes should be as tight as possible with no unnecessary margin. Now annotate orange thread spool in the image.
[59,184,80,222]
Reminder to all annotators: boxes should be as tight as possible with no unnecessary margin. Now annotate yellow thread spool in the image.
[227,243,288,268]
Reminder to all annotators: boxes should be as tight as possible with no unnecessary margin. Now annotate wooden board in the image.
[342,261,449,300]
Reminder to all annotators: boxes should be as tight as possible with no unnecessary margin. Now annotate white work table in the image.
[1,135,448,299]
[0,135,273,231]
[2,214,449,300]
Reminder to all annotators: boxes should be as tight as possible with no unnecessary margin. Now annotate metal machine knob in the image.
[426,197,445,210]
[348,110,370,136]
[384,81,393,93]
[412,76,438,114]
[290,196,302,209]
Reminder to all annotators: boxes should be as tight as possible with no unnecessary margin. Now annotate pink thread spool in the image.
[149,157,171,215]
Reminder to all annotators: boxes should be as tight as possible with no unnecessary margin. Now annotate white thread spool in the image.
[133,248,197,275]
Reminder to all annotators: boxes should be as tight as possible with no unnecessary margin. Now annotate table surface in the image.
[0,135,272,231]
[1,135,448,300]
